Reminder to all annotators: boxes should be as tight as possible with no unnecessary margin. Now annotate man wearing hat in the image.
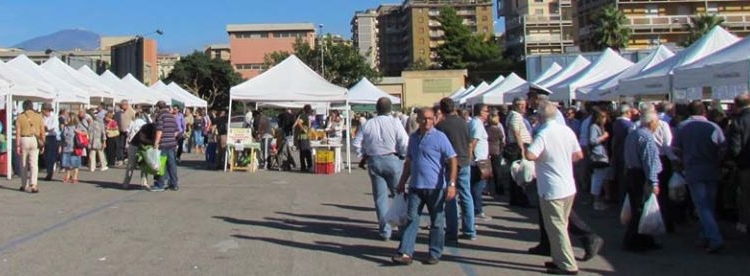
[41,103,60,181]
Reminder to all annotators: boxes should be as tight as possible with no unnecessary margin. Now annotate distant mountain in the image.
[13,29,100,51]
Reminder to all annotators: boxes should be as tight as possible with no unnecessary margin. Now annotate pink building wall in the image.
[229,32,315,79]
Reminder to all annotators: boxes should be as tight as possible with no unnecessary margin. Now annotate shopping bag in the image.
[620,194,631,225]
[145,147,161,171]
[668,172,688,202]
[385,193,408,227]
[156,155,168,176]
[638,194,666,235]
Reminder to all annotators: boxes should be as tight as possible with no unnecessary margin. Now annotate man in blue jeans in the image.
[392,107,457,265]
[469,104,491,221]
[436,98,476,241]
[673,101,726,253]
[152,101,180,192]
[352,97,409,241]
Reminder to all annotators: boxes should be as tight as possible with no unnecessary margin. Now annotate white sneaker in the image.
[100,167,109,172]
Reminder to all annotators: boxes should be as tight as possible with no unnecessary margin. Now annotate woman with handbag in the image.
[104,112,120,167]
[61,114,85,183]
[588,110,612,210]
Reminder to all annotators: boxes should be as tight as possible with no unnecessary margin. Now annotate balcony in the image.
[506,15,573,29]
[627,14,750,34]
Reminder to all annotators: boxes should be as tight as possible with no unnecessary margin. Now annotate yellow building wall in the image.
[401,70,467,108]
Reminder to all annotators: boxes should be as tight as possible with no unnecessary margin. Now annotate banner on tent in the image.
[713,84,749,100]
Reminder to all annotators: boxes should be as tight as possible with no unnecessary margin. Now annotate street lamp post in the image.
[319,24,325,78]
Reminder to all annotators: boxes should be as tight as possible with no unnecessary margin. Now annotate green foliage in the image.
[592,5,632,51]
[264,37,380,88]
[681,14,725,47]
[166,51,242,109]
[435,7,506,84]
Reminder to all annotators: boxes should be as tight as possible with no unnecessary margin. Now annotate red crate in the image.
[315,162,334,175]
[0,153,7,176]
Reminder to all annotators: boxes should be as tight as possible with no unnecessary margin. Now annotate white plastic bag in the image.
[385,193,408,227]
[511,159,536,185]
[668,173,688,202]
[638,194,666,235]
[620,194,632,225]
[145,148,161,171]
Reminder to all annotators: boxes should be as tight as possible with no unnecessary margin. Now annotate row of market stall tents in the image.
[452,26,750,105]
[0,54,208,179]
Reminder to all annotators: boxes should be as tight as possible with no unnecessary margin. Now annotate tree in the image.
[167,52,242,109]
[592,5,632,51]
[264,37,379,88]
[435,7,507,84]
[681,14,725,47]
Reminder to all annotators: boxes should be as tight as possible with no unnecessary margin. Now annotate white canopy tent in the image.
[549,48,634,102]
[100,71,154,105]
[167,82,209,108]
[41,57,114,103]
[446,86,467,100]
[580,45,675,101]
[618,26,739,100]
[347,77,401,104]
[450,85,475,101]
[229,55,351,173]
[467,73,528,105]
[0,60,56,180]
[8,55,89,104]
[152,80,189,106]
[531,62,563,84]
[456,81,490,104]
[459,76,504,104]
[534,56,591,90]
[122,74,168,104]
[673,34,750,101]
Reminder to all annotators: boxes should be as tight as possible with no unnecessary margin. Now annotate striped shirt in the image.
[156,109,178,150]
[624,127,662,185]
[506,110,531,144]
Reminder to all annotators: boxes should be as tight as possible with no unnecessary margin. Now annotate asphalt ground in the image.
[0,152,747,275]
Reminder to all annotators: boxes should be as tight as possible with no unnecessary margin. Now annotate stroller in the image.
[266,138,280,170]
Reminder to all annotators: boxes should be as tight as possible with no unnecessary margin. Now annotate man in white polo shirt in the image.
[526,99,584,275]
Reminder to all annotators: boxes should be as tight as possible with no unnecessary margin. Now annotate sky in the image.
[0,0,502,54]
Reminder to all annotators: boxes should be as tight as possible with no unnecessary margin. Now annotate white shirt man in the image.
[526,100,584,274]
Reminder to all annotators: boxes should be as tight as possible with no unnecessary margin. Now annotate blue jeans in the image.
[471,165,487,215]
[367,155,402,238]
[445,165,475,238]
[155,147,179,189]
[687,180,723,247]
[398,188,446,258]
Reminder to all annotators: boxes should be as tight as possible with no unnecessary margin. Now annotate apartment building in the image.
[227,23,316,79]
[499,0,575,59]
[576,0,750,51]
[157,53,181,79]
[205,44,231,61]
[351,9,379,69]
[361,0,494,76]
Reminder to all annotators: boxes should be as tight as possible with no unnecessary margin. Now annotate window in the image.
[534,0,543,2]
[419,17,424,23]
[645,5,658,17]
[707,3,719,14]
[535,9,544,15]
[236,64,265,70]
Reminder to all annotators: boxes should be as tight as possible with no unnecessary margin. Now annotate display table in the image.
[310,140,343,173]
[227,142,261,172]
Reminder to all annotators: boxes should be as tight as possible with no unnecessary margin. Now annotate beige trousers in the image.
[20,137,39,186]
[89,149,107,170]
[540,195,578,271]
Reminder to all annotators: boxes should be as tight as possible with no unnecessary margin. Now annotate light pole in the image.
[319,24,325,78]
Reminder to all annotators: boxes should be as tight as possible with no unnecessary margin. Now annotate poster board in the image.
[228,128,254,147]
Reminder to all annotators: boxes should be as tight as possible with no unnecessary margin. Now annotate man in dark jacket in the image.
[728,93,750,234]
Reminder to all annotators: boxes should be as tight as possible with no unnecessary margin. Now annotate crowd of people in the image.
[354,91,750,274]
[7,99,238,192]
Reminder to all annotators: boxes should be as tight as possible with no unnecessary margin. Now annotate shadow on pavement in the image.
[321,203,376,213]
[213,215,382,241]
[232,235,397,266]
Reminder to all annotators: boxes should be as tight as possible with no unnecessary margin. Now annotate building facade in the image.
[157,54,181,79]
[500,0,575,60]
[227,23,317,79]
[363,0,494,76]
[576,0,750,51]
[205,44,231,61]
[401,69,467,107]
[351,9,379,70]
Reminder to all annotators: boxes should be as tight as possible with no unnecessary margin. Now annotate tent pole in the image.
[6,91,12,180]
[346,97,352,174]
[225,96,233,172]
